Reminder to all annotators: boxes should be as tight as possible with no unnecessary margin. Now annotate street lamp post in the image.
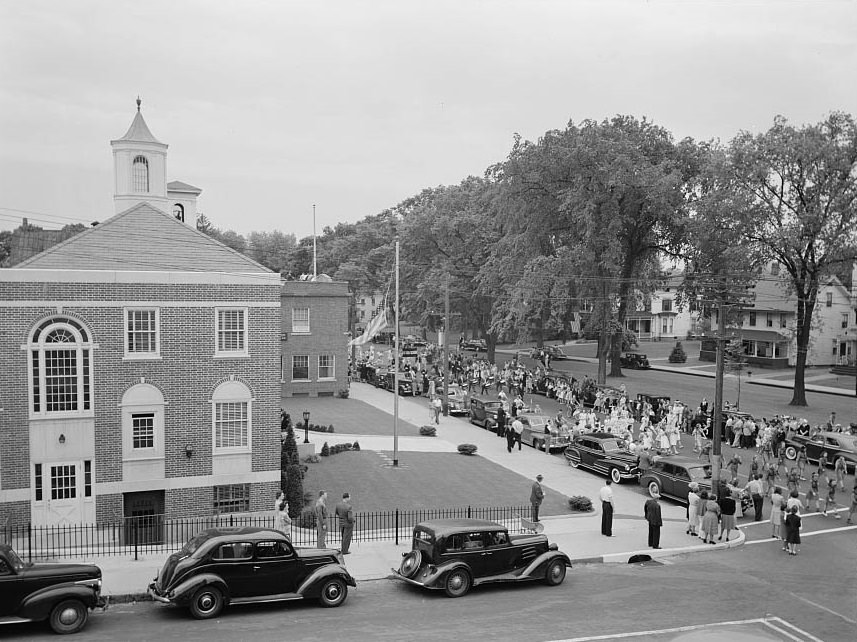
[303,410,310,444]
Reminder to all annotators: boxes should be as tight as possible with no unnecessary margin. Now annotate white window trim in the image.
[215,307,249,357]
[120,384,166,462]
[291,307,311,335]
[211,382,253,455]
[291,355,311,382]
[318,354,335,381]
[123,307,161,360]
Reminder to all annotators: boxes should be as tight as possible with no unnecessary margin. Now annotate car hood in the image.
[297,547,341,563]
[603,450,639,465]
[21,562,101,581]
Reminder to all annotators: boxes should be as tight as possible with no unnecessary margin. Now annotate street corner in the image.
[600,524,746,564]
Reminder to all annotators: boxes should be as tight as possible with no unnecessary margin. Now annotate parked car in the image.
[640,457,714,503]
[564,432,640,483]
[0,543,107,635]
[782,431,857,473]
[392,518,570,597]
[619,352,651,369]
[518,414,571,452]
[376,371,415,396]
[148,527,355,619]
[469,396,503,431]
[446,385,470,416]
[462,339,487,352]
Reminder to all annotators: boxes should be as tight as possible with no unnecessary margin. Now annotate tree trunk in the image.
[789,287,815,407]
[597,299,609,385]
[486,332,497,365]
[609,260,635,377]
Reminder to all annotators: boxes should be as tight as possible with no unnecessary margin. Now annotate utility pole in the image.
[443,273,450,416]
[711,299,726,496]
[393,240,400,467]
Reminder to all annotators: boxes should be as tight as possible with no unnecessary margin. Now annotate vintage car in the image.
[783,430,857,473]
[640,457,714,503]
[635,393,672,422]
[392,518,570,597]
[580,384,623,409]
[0,543,107,635]
[543,345,570,360]
[462,339,487,352]
[564,432,640,483]
[518,413,571,452]
[619,352,651,369]
[469,396,503,431]
[446,385,470,416]
[375,371,415,396]
[148,527,355,619]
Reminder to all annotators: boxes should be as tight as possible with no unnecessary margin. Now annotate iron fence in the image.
[1,505,531,561]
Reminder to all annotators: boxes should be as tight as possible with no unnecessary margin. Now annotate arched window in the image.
[172,203,184,222]
[29,317,93,416]
[211,380,253,452]
[132,155,149,193]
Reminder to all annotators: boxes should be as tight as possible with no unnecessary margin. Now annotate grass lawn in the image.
[281,397,423,437]
[302,450,571,517]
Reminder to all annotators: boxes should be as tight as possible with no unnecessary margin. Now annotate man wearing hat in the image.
[530,475,545,522]
[644,490,663,549]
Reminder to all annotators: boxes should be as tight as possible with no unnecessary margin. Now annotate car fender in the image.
[432,561,475,588]
[19,583,99,621]
[167,573,230,604]
[296,564,356,598]
[602,456,636,471]
[520,551,572,579]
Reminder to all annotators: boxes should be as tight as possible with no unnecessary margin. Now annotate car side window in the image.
[661,463,674,476]
[811,435,824,444]
[0,558,11,575]
[255,540,292,559]
[487,531,509,547]
[462,532,485,550]
[444,534,465,553]
[675,467,691,481]
[592,442,604,452]
[213,542,254,560]
[826,438,839,447]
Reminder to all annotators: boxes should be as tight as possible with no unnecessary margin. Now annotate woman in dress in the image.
[784,505,801,555]
[274,491,292,538]
[769,487,785,539]
[700,493,721,544]
[692,424,705,454]
[686,483,701,536]
[718,490,738,541]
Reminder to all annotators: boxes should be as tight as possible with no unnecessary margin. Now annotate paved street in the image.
[6,527,854,641]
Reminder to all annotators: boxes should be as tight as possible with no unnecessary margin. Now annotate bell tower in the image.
[111,97,169,215]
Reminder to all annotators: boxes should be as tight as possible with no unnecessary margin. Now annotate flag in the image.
[570,312,581,333]
[350,309,388,346]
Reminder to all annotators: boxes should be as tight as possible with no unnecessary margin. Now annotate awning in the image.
[727,328,789,342]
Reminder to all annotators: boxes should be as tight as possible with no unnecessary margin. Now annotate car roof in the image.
[580,431,621,439]
[194,527,287,543]
[655,456,710,468]
[415,518,506,536]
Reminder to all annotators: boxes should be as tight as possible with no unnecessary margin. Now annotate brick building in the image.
[0,105,281,527]
[281,278,350,398]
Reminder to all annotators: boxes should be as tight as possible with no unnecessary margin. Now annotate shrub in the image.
[337,388,350,399]
[352,441,360,451]
[297,506,317,529]
[328,423,335,433]
[321,442,330,457]
[420,425,437,437]
[303,454,320,464]
[567,495,594,512]
[284,463,305,518]
[669,341,687,363]
[457,443,478,456]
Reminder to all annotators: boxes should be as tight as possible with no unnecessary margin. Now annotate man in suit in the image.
[530,475,545,522]
[496,404,506,439]
[644,490,663,549]
[315,490,329,548]
[334,492,355,554]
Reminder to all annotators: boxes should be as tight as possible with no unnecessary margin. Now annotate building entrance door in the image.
[123,490,165,545]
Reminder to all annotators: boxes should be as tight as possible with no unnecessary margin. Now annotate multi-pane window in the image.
[51,465,76,500]
[213,484,250,514]
[292,307,310,333]
[749,311,756,327]
[132,413,155,449]
[30,319,92,416]
[661,298,672,313]
[84,460,92,498]
[842,314,849,329]
[780,313,787,328]
[766,313,773,328]
[215,402,248,448]
[34,464,43,502]
[126,309,158,355]
[292,355,309,380]
[132,155,149,192]
[216,308,247,354]
[318,355,335,379]
[826,292,833,307]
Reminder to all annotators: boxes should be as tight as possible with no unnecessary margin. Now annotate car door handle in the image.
[253,565,261,570]
[480,552,492,556]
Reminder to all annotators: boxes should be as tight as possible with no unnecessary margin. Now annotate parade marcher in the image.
[530,474,545,523]
[817,451,829,476]
[770,487,785,539]
[822,478,841,519]
[764,462,777,497]
[786,467,800,494]
[600,479,614,537]
[833,456,847,491]
[847,478,857,524]
[727,453,742,486]
[745,474,764,521]
[796,446,808,480]
[644,490,663,549]
[784,506,801,555]
[806,472,820,512]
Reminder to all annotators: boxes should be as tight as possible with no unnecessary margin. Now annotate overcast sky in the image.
[1,0,856,239]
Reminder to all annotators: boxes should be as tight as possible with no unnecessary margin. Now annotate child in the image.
[806,472,820,512]
[823,478,841,519]
[784,505,801,555]
[786,467,800,495]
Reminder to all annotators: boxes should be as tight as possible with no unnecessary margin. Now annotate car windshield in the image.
[688,465,712,480]
[5,549,25,571]
[527,417,546,427]
[180,532,211,556]
[484,402,502,409]
[601,439,623,452]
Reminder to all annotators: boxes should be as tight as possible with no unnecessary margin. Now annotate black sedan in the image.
[148,527,355,619]
[564,432,640,483]
[783,430,857,473]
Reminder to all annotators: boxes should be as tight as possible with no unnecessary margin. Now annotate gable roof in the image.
[167,180,202,194]
[17,203,273,274]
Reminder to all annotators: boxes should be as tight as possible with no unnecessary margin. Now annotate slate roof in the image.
[17,203,273,273]
[167,180,202,194]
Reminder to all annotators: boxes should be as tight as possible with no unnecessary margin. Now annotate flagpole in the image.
[393,239,400,467]
[312,204,317,278]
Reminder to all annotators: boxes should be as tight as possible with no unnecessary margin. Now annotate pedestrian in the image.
[638,448,651,485]
[718,488,738,542]
[822,478,841,519]
[727,453,742,485]
[846,478,857,524]
[431,395,442,424]
[744,474,764,521]
[495,403,506,439]
[797,446,808,480]
[315,490,329,548]
[784,505,802,555]
[512,417,523,450]
[817,451,829,475]
[600,479,614,537]
[786,489,803,516]
[506,419,517,453]
[274,491,292,539]
[644,491,663,549]
[334,492,355,554]
[769,487,784,539]
[530,474,545,522]
[697,490,709,536]
[700,493,721,544]
[686,482,701,536]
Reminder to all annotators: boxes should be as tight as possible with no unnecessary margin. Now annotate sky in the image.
[1,0,856,240]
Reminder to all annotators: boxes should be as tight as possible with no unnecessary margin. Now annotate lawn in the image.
[281,396,423,437]
[302,450,571,517]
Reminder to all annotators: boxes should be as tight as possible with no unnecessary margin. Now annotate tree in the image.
[281,415,303,517]
[729,113,857,406]
[195,213,248,254]
[247,230,297,272]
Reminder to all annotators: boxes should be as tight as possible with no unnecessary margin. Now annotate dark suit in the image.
[496,407,506,438]
[530,481,544,522]
[644,498,663,548]
[334,500,354,554]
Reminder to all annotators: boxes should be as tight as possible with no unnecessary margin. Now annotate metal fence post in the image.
[395,509,399,546]
[27,522,32,563]
[134,518,139,561]
[467,505,471,519]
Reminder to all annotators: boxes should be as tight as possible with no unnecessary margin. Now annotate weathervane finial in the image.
[136,96,141,112]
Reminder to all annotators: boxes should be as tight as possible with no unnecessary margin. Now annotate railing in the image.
[1,505,531,561]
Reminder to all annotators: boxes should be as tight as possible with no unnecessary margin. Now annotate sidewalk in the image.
[89,383,744,600]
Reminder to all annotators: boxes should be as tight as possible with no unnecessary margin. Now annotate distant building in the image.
[623,274,699,342]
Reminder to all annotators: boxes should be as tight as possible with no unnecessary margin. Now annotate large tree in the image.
[729,113,857,406]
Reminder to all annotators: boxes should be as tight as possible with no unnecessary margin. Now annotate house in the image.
[0,103,281,528]
[623,274,698,342]
[281,277,350,398]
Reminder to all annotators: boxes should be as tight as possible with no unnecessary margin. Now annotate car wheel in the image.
[318,577,348,608]
[544,559,566,586]
[189,585,225,620]
[647,481,661,499]
[567,453,580,468]
[784,446,797,461]
[444,568,471,598]
[399,550,422,578]
[610,468,622,484]
[49,599,88,635]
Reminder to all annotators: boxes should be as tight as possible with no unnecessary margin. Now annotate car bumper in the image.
[96,595,110,611]
[389,569,440,589]
[147,583,172,604]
